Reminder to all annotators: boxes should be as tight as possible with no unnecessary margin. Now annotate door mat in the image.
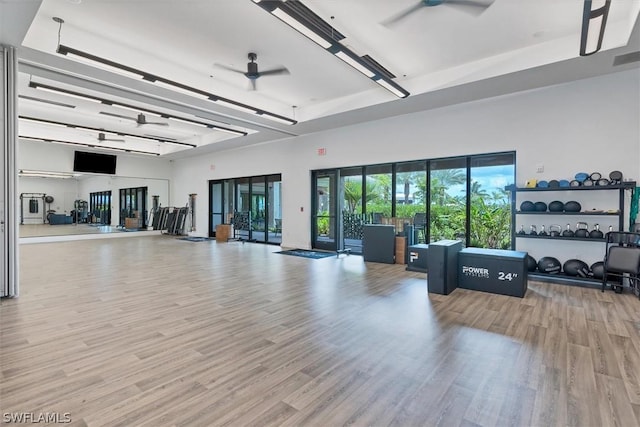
[178,237,211,242]
[275,249,334,259]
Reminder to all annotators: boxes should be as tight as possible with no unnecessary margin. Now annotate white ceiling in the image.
[5,0,640,158]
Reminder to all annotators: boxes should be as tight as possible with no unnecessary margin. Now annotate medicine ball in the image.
[563,259,590,277]
[538,257,562,274]
[590,261,604,279]
[527,255,537,272]
[564,201,582,212]
[548,201,565,212]
[520,201,535,212]
[533,201,547,212]
[44,195,54,204]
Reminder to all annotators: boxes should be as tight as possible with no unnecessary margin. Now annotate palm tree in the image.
[431,168,465,206]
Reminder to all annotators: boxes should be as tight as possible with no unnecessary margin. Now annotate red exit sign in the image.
[317,148,326,156]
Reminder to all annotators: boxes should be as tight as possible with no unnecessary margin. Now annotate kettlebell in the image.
[589,223,604,239]
[562,223,574,238]
[549,224,562,237]
[539,225,548,236]
[529,225,537,236]
[517,225,526,235]
[574,222,589,238]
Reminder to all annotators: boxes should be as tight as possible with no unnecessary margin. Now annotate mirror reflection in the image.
[18,173,169,238]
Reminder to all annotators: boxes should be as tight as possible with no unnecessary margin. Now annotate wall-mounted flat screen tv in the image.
[73,151,117,175]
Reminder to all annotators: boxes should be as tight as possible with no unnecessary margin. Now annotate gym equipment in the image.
[574,172,589,182]
[534,201,547,212]
[188,193,197,232]
[529,225,537,235]
[548,180,560,188]
[559,179,570,188]
[590,172,602,181]
[609,170,623,185]
[589,224,604,239]
[458,248,528,298]
[427,240,462,295]
[406,244,429,273]
[591,261,604,279]
[574,222,589,238]
[601,231,640,297]
[562,223,574,237]
[19,193,47,224]
[597,178,610,186]
[517,225,526,235]
[520,201,535,212]
[363,225,396,264]
[526,255,537,272]
[538,256,562,274]
[548,201,564,212]
[563,259,590,277]
[569,180,581,187]
[564,201,582,212]
[582,179,594,187]
[549,224,562,237]
[537,180,549,188]
[539,225,548,236]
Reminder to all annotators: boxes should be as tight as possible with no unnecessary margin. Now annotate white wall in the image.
[18,176,77,222]
[172,69,640,265]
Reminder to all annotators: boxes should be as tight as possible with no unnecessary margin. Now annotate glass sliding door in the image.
[251,177,266,242]
[313,170,338,251]
[429,158,467,243]
[365,164,393,222]
[396,161,427,241]
[209,180,224,237]
[119,187,148,229]
[469,153,515,248]
[89,190,111,225]
[235,178,251,241]
[267,175,282,244]
[341,167,364,253]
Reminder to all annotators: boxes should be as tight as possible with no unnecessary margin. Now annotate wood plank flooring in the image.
[1,236,639,426]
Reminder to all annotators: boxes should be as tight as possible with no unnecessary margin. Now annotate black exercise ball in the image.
[520,201,535,212]
[564,201,582,212]
[548,201,565,212]
[591,261,604,279]
[538,257,562,274]
[563,259,590,277]
[534,201,547,212]
[526,255,537,272]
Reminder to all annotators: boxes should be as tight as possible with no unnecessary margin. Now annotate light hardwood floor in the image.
[2,236,639,426]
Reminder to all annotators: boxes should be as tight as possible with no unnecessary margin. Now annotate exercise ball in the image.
[563,259,590,277]
[526,255,537,272]
[564,201,582,212]
[538,257,562,274]
[520,201,535,212]
[534,202,548,212]
[548,201,565,212]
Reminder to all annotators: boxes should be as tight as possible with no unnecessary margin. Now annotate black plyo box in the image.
[407,244,429,272]
[457,248,528,298]
[427,240,462,295]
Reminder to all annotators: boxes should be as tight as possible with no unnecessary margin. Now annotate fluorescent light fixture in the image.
[54,44,296,124]
[19,117,68,128]
[20,135,161,156]
[57,44,149,80]
[169,115,246,135]
[272,8,333,49]
[152,80,211,99]
[19,170,76,179]
[335,51,376,78]
[213,127,246,136]
[374,78,409,98]
[257,111,298,125]
[580,0,610,56]
[29,82,102,103]
[19,95,76,109]
[213,99,257,114]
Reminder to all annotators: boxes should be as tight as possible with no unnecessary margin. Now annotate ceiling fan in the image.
[382,0,494,26]
[99,112,169,127]
[96,132,125,143]
[215,52,289,90]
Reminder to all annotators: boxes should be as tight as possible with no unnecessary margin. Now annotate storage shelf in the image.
[516,211,618,216]
[516,234,605,242]
[506,183,635,192]
[528,272,602,288]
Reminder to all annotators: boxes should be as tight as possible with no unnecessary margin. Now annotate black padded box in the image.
[427,240,462,295]
[363,224,396,264]
[407,244,429,272]
[457,248,528,298]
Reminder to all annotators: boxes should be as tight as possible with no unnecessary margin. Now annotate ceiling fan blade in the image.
[446,0,493,15]
[250,79,257,91]
[213,63,246,74]
[144,121,170,126]
[381,2,424,26]
[99,111,138,121]
[258,66,290,77]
